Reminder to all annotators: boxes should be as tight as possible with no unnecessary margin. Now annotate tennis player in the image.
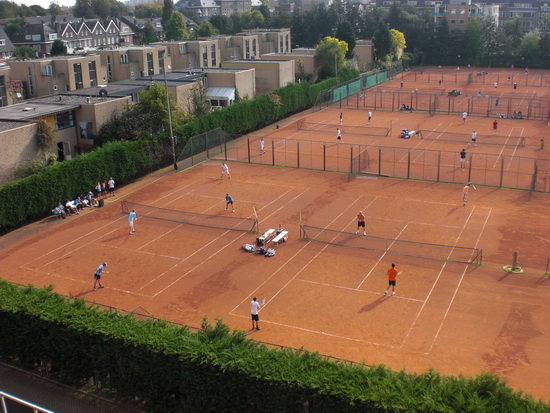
[337,128,343,144]
[93,262,107,291]
[462,182,476,206]
[128,209,137,234]
[225,193,235,212]
[260,138,265,155]
[221,163,231,179]
[355,211,366,235]
[251,297,261,330]
[384,263,398,296]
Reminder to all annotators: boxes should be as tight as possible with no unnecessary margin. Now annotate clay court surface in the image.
[2,67,550,401]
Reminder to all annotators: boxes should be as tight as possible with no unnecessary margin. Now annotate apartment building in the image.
[10,17,134,56]
[9,55,107,98]
[215,33,261,62]
[96,46,171,82]
[221,59,294,93]
[261,49,316,78]
[238,28,292,54]
[154,39,221,70]
[0,94,130,182]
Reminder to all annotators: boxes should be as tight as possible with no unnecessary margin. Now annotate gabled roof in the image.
[0,27,16,54]
[11,23,57,44]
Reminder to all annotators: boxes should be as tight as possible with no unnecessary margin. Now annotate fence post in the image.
[437,151,441,182]
[191,137,194,166]
[378,148,382,176]
[297,141,300,168]
[323,144,326,171]
[247,139,251,163]
[468,154,472,182]
[350,145,354,173]
[500,157,505,187]
[407,150,411,179]
[271,140,275,166]
[224,138,227,161]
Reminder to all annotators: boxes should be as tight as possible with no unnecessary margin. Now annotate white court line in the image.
[151,187,311,298]
[374,195,492,210]
[103,244,181,260]
[356,223,409,290]
[295,278,424,303]
[492,127,522,168]
[425,208,492,354]
[399,206,477,350]
[138,187,297,292]
[229,196,367,315]
[231,313,399,348]
[504,127,524,170]
[364,214,461,229]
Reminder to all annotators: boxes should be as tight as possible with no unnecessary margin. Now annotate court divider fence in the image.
[176,128,548,194]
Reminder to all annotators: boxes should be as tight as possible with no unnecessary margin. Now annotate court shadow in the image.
[358,296,388,314]
[71,288,94,299]
[447,206,462,215]
[101,234,127,243]
[535,275,550,285]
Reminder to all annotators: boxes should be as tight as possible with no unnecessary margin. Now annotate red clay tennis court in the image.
[2,160,549,400]
[1,66,549,401]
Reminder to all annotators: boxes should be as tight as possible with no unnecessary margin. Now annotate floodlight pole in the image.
[162,52,177,171]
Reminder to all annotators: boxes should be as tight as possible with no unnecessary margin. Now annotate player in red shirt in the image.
[385,263,398,296]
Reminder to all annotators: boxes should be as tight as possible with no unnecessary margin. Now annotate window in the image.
[450,9,456,14]
[450,19,456,23]
[179,44,187,54]
[49,34,57,40]
[159,50,164,73]
[73,63,83,89]
[107,55,112,80]
[27,66,34,96]
[0,40,4,46]
[147,52,154,75]
[202,45,208,66]
[89,61,97,86]
[55,111,74,130]
[211,44,216,66]
[42,65,53,76]
[25,34,31,40]
[120,53,128,63]
[226,39,231,48]
[32,34,41,41]
[252,38,256,56]
[460,9,465,14]
[279,35,283,52]
[0,75,7,107]
[285,34,289,53]
[460,19,465,23]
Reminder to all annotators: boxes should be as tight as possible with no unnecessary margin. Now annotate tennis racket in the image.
[261,298,267,306]
[397,271,404,276]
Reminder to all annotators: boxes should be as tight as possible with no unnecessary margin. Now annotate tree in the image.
[164,11,189,41]
[372,21,391,63]
[35,120,56,156]
[210,15,233,34]
[73,0,96,18]
[335,20,356,58]
[162,0,174,27]
[134,2,163,18]
[315,36,348,79]
[48,3,64,15]
[50,39,67,56]
[194,21,218,38]
[188,82,211,117]
[14,46,37,59]
[390,28,406,60]
[140,22,159,45]
[241,9,264,29]
[4,18,25,37]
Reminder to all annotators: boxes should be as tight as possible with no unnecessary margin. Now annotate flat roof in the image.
[0,120,32,132]
[0,101,80,121]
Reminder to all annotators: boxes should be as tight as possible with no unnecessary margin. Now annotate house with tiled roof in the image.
[0,27,16,60]
[10,23,59,56]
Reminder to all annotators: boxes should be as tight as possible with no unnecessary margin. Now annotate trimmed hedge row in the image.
[0,281,548,413]
[0,140,167,233]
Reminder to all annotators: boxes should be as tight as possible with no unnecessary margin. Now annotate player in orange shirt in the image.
[355,211,366,235]
[385,263,398,296]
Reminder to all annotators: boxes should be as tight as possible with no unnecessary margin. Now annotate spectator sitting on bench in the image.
[52,204,66,219]
[85,192,98,207]
[66,199,79,215]
[74,196,84,210]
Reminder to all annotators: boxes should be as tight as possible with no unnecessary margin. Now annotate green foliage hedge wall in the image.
[0,282,548,413]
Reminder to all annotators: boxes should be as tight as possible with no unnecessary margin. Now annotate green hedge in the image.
[0,140,167,233]
[0,281,548,413]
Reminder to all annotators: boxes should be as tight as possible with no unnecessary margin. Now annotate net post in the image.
[388,120,392,136]
[323,144,326,171]
[121,201,126,213]
[297,141,300,168]
[350,146,353,173]
[299,211,304,239]
[252,206,259,233]
[378,148,382,176]
[437,152,441,182]
[247,139,251,163]
[271,140,275,166]
[468,155,472,182]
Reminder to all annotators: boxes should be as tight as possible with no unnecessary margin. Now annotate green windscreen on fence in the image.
[348,80,361,95]
[377,71,388,84]
[366,75,377,88]
[333,86,348,102]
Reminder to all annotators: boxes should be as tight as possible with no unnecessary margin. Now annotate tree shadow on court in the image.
[358,296,389,314]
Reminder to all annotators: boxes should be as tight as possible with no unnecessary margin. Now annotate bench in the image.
[272,230,288,245]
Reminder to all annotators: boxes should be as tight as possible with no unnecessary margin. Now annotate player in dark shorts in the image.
[93,262,107,291]
[356,211,366,235]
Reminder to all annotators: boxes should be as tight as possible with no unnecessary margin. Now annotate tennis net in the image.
[420,130,526,147]
[297,121,391,137]
[122,201,258,233]
[301,225,482,265]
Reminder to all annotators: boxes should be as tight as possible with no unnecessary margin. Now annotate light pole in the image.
[162,57,177,171]
[334,54,338,84]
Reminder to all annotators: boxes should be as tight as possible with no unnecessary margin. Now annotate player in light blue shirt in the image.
[225,194,235,212]
[93,262,107,290]
[128,209,137,234]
